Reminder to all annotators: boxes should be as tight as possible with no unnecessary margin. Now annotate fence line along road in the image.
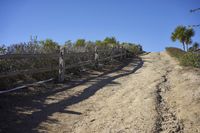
[0,78,54,94]
[0,46,129,83]
[0,53,60,59]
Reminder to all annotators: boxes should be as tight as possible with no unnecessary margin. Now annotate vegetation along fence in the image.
[0,45,130,85]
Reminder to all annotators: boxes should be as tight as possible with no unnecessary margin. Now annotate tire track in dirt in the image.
[155,70,184,133]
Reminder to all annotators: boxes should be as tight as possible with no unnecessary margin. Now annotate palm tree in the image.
[171,26,195,51]
[185,28,195,51]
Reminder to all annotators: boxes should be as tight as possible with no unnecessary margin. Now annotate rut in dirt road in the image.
[155,70,184,133]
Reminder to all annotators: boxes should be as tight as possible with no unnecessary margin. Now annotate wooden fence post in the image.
[111,46,114,61]
[124,47,127,58]
[94,46,99,68]
[59,47,65,82]
[120,46,123,60]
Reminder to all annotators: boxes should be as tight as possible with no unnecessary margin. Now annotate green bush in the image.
[0,37,144,89]
[166,47,200,68]
[180,52,200,67]
[122,43,143,55]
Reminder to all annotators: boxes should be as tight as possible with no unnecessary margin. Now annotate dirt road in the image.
[1,52,200,133]
[34,52,199,133]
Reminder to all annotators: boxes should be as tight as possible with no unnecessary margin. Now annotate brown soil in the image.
[0,52,200,133]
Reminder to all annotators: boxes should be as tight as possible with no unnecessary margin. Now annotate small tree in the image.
[95,40,104,47]
[193,42,199,50]
[0,45,6,55]
[40,39,60,53]
[122,43,143,55]
[189,42,199,51]
[75,39,86,47]
[103,37,118,46]
[171,26,195,51]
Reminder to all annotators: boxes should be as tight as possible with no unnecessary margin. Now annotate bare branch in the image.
[188,24,200,28]
[190,8,200,12]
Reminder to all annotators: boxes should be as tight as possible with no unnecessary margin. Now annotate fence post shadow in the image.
[0,57,143,133]
[23,58,143,133]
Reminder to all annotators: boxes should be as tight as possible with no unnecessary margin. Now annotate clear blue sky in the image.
[0,0,200,52]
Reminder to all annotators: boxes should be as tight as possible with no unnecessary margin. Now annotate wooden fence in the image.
[0,46,129,82]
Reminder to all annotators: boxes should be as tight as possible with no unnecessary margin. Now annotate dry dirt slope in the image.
[36,52,200,133]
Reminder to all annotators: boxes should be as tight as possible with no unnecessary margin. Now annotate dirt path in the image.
[1,52,199,133]
[34,52,199,133]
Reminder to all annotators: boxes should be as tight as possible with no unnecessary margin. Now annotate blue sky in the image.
[0,0,200,52]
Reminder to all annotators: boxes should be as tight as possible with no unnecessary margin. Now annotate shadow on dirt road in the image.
[0,58,143,133]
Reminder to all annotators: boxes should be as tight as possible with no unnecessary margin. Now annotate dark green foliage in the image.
[103,37,118,46]
[40,39,60,53]
[122,43,143,55]
[94,37,118,47]
[166,47,200,68]
[171,26,195,51]
[0,37,144,88]
[180,52,200,67]
[0,45,6,54]
[95,40,106,47]
[0,39,60,88]
[71,37,143,55]
[189,42,199,52]
[75,39,86,47]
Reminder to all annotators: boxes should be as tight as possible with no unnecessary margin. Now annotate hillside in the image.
[0,52,200,133]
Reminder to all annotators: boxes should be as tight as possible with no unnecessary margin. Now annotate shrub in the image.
[122,43,143,55]
[74,39,86,47]
[166,47,200,68]
[180,52,200,67]
[165,47,185,59]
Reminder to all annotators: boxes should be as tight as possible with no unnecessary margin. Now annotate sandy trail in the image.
[38,52,200,133]
[4,52,199,133]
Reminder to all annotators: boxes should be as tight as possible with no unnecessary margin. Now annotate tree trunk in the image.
[182,42,185,51]
[186,44,188,52]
